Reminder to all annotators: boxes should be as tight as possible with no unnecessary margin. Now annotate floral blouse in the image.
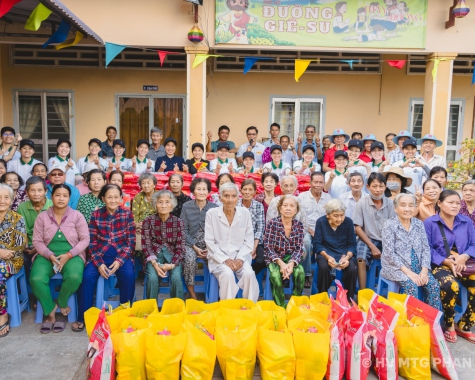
[132,191,156,223]
[11,190,28,212]
[77,193,105,223]
[0,210,27,273]
[380,216,431,282]
[459,200,475,229]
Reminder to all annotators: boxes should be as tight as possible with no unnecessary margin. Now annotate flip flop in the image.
[0,314,10,338]
[52,321,66,333]
[72,322,85,332]
[444,330,457,343]
[455,329,475,344]
[40,321,54,334]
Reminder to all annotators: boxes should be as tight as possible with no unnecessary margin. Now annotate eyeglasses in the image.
[2,133,14,137]
[50,172,64,177]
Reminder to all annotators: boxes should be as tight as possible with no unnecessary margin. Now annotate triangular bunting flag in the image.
[105,42,126,67]
[341,60,356,70]
[472,61,475,86]
[157,50,180,67]
[56,31,83,50]
[192,54,221,69]
[0,0,21,18]
[42,20,71,48]
[431,58,446,83]
[243,57,273,74]
[295,59,312,82]
[387,60,406,69]
[25,3,52,31]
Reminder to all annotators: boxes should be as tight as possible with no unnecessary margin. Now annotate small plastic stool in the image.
[377,276,400,298]
[34,273,77,323]
[6,267,30,327]
[455,279,469,323]
[263,268,294,301]
[96,274,135,309]
[367,259,381,290]
[205,271,246,303]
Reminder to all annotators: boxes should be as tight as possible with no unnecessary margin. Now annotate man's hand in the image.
[234,259,243,271]
[370,245,381,259]
[207,131,212,140]
[225,259,236,271]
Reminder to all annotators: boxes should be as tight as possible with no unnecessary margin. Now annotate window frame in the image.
[269,95,325,142]
[13,89,75,162]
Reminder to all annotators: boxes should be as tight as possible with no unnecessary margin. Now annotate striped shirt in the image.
[237,199,265,243]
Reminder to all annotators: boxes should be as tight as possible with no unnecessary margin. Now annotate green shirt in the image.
[17,199,53,245]
[77,193,105,223]
[47,230,73,256]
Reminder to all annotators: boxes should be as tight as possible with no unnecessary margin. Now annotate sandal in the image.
[40,321,54,334]
[72,322,85,332]
[455,328,475,344]
[0,314,10,338]
[52,321,66,333]
[444,330,457,343]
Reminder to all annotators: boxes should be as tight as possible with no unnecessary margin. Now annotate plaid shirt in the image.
[141,214,185,264]
[388,147,404,164]
[263,216,304,265]
[237,199,265,243]
[89,206,136,267]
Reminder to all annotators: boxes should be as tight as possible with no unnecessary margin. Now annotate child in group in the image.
[154,137,185,172]
[184,142,210,174]
[107,139,132,172]
[77,138,108,174]
[262,145,291,177]
[7,139,42,187]
[370,141,386,172]
[209,142,238,174]
[47,138,81,186]
[131,139,154,174]
[293,145,321,174]
[324,150,350,199]
[237,152,257,174]
[347,139,371,181]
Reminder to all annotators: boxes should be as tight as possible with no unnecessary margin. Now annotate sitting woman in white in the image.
[209,142,238,175]
[205,182,259,302]
[293,145,321,175]
[262,145,291,177]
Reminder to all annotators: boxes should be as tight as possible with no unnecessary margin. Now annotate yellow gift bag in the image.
[286,295,316,321]
[127,299,158,319]
[185,299,220,324]
[85,307,101,337]
[145,314,187,380]
[110,317,151,380]
[256,301,286,327]
[219,298,258,318]
[394,316,431,380]
[216,315,257,380]
[288,314,331,380]
[257,317,295,380]
[160,298,185,315]
[181,312,217,380]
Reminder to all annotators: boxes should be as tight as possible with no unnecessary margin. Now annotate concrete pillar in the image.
[421,52,457,157]
[185,46,209,158]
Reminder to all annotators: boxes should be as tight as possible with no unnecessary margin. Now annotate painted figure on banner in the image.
[217,0,259,43]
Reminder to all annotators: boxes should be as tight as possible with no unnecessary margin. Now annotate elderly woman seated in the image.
[381,193,440,309]
[0,183,27,337]
[142,190,185,300]
[312,199,357,300]
[205,182,259,302]
[263,194,305,307]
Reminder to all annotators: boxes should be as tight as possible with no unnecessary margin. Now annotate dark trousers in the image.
[251,244,266,275]
[317,255,357,300]
[77,248,135,323]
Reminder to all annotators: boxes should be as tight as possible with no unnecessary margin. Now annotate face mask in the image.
[369,193,384,201]
[386,181,401,191]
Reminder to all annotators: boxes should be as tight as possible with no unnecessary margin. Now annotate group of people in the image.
[0,122,473,346]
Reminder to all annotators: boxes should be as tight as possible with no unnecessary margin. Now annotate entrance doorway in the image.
[116,95,186,155]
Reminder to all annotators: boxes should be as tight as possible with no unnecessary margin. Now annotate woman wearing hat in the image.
[293,145,321,174]
[322,129,349,172]
[209,142,238,174]
[370,141,387,173]
[237,152,258,174]
[184,142,210,175]
[359,134,377,163]
[77,138,108,174]
[107,139,132,172]
[131,139,154,174]
[324,150,350,199]
[262,145,291,177]
[0,126,21,162]
[6,139,42,187]
[154,137,185,173]
[347,139,371,183]
[417,134,446,169]
[47,138,81,186]
[383,167,413,200]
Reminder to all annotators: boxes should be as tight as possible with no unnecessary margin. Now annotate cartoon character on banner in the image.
[332,1,351,34]
[217,0,258,43]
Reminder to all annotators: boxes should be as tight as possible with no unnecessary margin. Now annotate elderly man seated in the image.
[205,182,259,302]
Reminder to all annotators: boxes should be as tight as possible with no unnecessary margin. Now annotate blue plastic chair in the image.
[263,268,294,301]
[6,267,30,327]
[455,279,469,323]
[311,261,344,296]
[367,259,381,290]
[96,274,135,309]
[377,276,425,300]
[34,273,77,323]
[205,271,246,303]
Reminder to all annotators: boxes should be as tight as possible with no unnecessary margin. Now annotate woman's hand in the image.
[339,255,350,269]
[98,264,110,279]
[57,254,70,272]
[194,246,207,259]
[108,261,121,275]
[0,249,14,260]
[453,253,469,273]
[407,270,423,286]
[419,268,429,285]
[326,255,338,268]
[153,263,167,278]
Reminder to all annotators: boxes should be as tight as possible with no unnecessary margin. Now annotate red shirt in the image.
[358,151,373,163]
[323,145,348,169]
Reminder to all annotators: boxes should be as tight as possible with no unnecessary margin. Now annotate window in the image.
[14,91,73,163]
[271,97,323,142]
[409,100,463,161]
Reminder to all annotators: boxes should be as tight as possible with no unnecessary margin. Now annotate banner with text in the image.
[215,0,427,49]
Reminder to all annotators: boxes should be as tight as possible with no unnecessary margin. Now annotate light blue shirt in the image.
[46,182,80,210]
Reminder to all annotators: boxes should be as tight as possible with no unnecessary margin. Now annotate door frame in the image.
[115,93,187,156]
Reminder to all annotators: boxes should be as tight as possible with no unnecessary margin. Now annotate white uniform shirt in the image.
[324,171,349,199]
[7,158,42,189]
[209,158,238,174]
[131,157,154,174]
[292,160,321,175]
[77,155,108,173]
[0,148,21,161]
[262,162,291,177]
[339,191,368,219]
[297,190,332,232]
[108,157,132,172]
[236,142,266,168]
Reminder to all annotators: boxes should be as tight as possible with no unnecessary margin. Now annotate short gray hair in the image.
[281,175,298,187]
[393,193,417,208]
[152,190,177,210]
[0,183,14,204]
[324,199,346,214]
[150,127,162,135]
[462,180,475,190]
[219,182,239,197]
[138,172,157,187]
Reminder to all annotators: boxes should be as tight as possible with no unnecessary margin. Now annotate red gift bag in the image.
[87,308,115,380]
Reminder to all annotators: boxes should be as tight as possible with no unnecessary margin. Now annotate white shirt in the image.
[418,153,446,170]
[263,139,281,148]
[339,191,368,219]
[282,148,298,166]
[131,157,155,174]
[387,160,427,194]
[47,156,80,186]
[205,206,254,272]
[107,157,133,172]
[292,160,322,175]
[209,158,238,174]
[297,190,331,232]
[77,155,108,173]
[236,142,266,167]
[262,162,291,177]
[0,149,21,161]
[325,171,349,199]
[7,158,42,189]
